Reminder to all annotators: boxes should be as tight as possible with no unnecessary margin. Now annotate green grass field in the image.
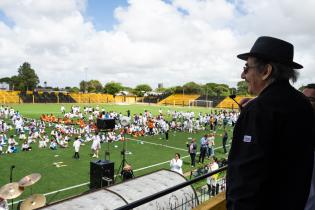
[0,103,232,205]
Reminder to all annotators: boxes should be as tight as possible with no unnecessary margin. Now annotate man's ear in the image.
[262,64,273,80]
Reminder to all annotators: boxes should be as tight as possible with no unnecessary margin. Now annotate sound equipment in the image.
[96,119,115,130]
[90,160,114,189]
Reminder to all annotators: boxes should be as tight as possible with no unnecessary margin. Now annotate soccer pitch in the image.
[0,103,231,204]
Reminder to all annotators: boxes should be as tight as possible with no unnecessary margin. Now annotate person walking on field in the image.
[91,132,101,158]
[73,136,81,159]
[222,129,228,154]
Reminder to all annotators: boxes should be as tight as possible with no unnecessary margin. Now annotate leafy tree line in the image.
[0,62,252,97]
[0,62,39,91]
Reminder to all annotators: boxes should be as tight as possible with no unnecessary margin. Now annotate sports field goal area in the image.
[188,100,213,108]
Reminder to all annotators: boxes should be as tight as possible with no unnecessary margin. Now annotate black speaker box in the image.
[96,118,115,130]
[90,160,114,189]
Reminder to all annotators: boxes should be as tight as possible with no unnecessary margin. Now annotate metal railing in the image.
[115,165,227,210]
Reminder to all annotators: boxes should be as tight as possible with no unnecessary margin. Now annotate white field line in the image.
[12,141,230,205]
[126,137,187,152]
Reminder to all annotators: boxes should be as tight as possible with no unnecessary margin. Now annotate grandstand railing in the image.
[115,165,227,210]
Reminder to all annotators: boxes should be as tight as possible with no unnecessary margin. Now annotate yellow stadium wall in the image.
[216,96,254,109]
[0,90,22,104]
[158,94,200,106]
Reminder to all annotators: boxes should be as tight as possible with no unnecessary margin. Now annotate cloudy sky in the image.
[0,0,314,89]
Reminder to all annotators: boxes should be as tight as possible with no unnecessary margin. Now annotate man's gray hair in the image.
[254,58,299,83]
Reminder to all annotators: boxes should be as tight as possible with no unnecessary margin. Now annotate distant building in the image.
[0,82,9,90]
[158,83,163,89]
[116,91,135,96]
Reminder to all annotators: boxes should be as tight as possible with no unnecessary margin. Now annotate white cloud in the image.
[0,0,314,89]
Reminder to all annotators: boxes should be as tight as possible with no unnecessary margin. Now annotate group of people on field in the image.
[0,104,237,158]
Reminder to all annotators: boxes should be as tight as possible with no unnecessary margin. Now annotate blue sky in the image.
[0,10,14,28]
[85,0,129,31]
[0,0,129,31]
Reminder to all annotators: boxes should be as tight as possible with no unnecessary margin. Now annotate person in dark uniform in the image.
[222,129,228,154]
[187,138,197,167]
[226,36,315,210]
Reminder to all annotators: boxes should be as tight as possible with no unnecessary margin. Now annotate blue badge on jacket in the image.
[243,135,252,143]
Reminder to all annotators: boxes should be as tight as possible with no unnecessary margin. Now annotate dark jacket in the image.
[187,142,197,154]
[226,80,315,210]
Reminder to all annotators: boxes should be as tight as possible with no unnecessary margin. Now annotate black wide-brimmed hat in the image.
[237,36,303,69]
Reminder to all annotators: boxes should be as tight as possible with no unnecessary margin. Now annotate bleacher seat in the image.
[216,96,254,109]
[158,94,200,106]
[0,91,21,103]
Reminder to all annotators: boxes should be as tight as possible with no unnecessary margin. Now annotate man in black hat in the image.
[226,36,314,210]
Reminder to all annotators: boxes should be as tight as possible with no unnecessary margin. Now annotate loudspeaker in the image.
[90,160,114,189]
[96,119,115,130]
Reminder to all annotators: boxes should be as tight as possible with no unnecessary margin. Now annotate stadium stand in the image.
[158,94,200,106]
[69,93,114,103]
[216,95,254,109]
[143,93,172,103]
[19,91,32,103]
[113,95,137,103]
[58,92,76,103]
[0,90,21,103]
[19,91,77,103]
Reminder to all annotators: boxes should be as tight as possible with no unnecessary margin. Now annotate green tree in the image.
[10,75,23,91]
[236,81,248,95]
[0,77,13,90]
[79,80,88,92]
[87,80,103,93]
[202,83,216,97]
[214,85,230,97]
[155,87,166,93]
[183,82,202,94]
[70,87,80,93]
[203,83,230,97]
[133,84,152,96]
[174,86,184,94]
[18,62,40,91]
[123,86,134,93]
[229,87,237,95]
[163,86,176,94]
[0,77,11,83]
[103,82,123,96]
